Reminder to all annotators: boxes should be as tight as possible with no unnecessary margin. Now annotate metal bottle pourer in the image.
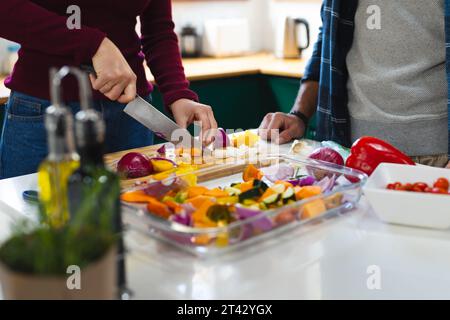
[46,66,95,161]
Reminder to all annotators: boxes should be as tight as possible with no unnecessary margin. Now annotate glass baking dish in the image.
[121,154,367,257]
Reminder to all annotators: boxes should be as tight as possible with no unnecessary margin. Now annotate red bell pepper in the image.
[345,136,415,177]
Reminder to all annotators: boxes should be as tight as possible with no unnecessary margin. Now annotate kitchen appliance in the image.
[275,17,310,59]
[202,18,251,58]
[124,96,197,148]
[180,24,201,58]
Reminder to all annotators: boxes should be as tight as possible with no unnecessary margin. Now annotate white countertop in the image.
[1,146,450,299]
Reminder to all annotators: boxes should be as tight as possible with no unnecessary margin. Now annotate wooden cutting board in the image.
[104,144,245,190]
[104,143,281,190]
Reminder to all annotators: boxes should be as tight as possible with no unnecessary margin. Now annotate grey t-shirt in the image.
[346,0,448,156]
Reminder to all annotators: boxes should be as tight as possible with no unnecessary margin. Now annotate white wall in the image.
[264,0,322,56]
[0,0,323,60]
[172,0,322,56]
[172,0,267,52]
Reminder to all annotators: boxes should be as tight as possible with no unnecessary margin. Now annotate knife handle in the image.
[80,64,97,77]
[80,64,134,98]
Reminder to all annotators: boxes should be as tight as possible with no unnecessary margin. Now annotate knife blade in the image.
[124,96,197,148]
[80,64,198,148]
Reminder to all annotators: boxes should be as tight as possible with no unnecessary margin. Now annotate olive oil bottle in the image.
[38,69,80,228]
[68,108,128,299]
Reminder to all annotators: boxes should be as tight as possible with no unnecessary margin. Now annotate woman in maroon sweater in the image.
[0,0,217,179]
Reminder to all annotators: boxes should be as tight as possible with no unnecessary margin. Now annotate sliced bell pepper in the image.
[146,198,172,219]
[345,136,415,177]
[243,164,263,182]
[192,199,217,226]
[186,195,216,209]
[121,190,156,203]
[163,199,183,214]
[151,159,176,173]
[187,186,209,198]
[203,188,230,198]
[216,196,239,205]
[239,179,255,193]
[152,169,177,181]
[295,186,322,200]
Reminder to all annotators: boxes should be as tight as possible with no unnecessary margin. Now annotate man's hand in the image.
[259,80,318,145]
[170,99,218,145]
[259,112,305,144]
[91,38,137,103]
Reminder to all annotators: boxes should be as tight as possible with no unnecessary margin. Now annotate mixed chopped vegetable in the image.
[121,163,346,246]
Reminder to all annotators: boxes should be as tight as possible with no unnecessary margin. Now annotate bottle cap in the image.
[44,105,76,160]
[75,109,106,147]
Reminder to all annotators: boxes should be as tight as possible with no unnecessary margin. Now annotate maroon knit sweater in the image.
[0,0,198,106]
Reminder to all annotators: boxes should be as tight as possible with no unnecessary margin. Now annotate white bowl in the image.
[363,163,450,229]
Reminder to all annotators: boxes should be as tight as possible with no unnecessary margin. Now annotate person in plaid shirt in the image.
[260,0,450,168]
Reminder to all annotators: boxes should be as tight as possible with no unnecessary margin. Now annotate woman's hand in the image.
[170,99,218,145]
[91,38,137,103]
[446,161,450,169]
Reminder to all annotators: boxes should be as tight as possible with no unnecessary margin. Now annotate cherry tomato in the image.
[431,187,447,194]
[413,182,428,191]
[434,178,449,191]
[403,183,413,191]
[386,179,449,195]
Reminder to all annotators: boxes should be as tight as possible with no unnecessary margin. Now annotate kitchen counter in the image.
[0,53,306,105]
[1,141,450,299]
[149,53,306,82]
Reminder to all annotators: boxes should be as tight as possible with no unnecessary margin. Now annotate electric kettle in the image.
[275,17,310,59]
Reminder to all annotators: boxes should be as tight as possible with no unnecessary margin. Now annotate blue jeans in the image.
[0,91,154,179]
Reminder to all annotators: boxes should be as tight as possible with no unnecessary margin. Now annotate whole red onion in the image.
[308,147,344,166]
[117,152,154,179]
[307,147,344,180]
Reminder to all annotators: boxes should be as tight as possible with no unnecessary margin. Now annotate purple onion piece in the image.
[171,212,192,227]
[213,128,231,149]
[157,144,166,155]
[144,177,184,198]
[144,182,174,199]
[315,175,337,193]
[263,164,295,183]
[235,206,273,232]
[287,176,316,187]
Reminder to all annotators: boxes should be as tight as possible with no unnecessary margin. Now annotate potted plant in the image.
[0,182,120,300]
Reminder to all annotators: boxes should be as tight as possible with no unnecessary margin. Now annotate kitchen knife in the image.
[124,96,197,148]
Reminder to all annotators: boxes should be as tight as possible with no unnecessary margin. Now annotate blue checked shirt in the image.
[303,0,450,157]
